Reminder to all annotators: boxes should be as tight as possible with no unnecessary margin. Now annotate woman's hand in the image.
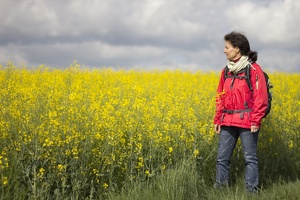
[251,125,260,133]
[214,124,221,134]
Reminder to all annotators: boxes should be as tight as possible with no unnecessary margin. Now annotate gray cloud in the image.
[0,0,299,72]
[226,0,300,72]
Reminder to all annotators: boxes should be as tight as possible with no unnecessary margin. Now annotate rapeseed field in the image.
[0,62,299,199]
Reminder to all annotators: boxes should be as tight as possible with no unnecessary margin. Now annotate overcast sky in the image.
[1,0,299,72]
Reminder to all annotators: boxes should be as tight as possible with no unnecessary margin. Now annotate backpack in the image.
[224,65,273,118]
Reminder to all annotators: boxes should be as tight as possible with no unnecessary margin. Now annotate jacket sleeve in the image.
[213,68,225,125]
[250,63,268,126]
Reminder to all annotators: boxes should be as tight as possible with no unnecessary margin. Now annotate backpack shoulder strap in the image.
[244,65,253,91]
[223,64,253,91]
[223,66,229,79]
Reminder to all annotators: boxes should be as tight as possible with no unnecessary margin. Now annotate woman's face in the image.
[224,41,241,61]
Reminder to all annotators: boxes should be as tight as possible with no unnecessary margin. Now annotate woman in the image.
[213,31,268,193]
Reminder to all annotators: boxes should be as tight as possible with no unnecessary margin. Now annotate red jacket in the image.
[213,62,268,129]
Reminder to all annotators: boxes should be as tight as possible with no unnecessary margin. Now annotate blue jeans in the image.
[215,126,259,192]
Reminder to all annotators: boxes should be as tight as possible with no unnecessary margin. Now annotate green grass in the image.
[108,159,300,200]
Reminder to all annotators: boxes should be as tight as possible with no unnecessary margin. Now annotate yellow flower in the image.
[37,168,45,180]
[1,64,300,196]
[288,140,294,149]
[93,168,99,174]
[145,169,150,176]
[193,149,199,157]
[136,157,144,168]
[43,138,54,147]
[57,164,66,172]
[103,183,109,189]
[2,177,8,185]
[168,147,173,153]
[39,167,45,174]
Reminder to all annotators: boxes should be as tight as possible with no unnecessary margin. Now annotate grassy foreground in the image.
[0,63,299,199]
[108,159,300,200]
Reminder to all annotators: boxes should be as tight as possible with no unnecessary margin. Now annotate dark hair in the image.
[224,31,257,62]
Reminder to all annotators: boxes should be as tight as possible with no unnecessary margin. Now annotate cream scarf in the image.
[227,55,250,74]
